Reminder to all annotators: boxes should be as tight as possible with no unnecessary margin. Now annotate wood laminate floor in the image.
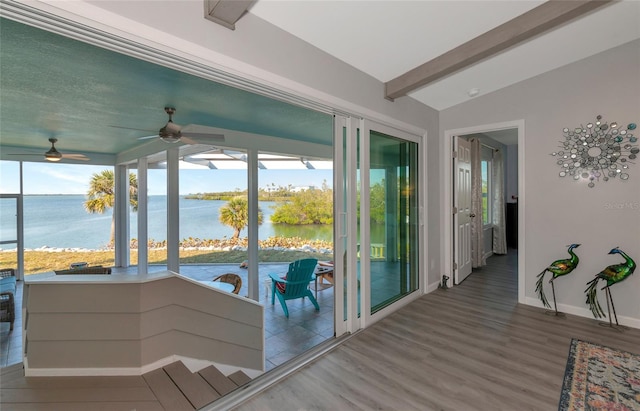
[235,250,640,411]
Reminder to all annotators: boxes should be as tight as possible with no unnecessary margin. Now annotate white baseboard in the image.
[24,364,142,377]
[523,297,640,330]
[427,280,441,294]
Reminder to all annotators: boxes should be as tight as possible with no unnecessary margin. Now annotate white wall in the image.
[440,39,640,327]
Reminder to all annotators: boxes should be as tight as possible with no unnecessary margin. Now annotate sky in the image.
[0,161,333,195]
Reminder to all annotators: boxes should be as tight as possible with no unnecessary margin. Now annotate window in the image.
[481,159,492,226]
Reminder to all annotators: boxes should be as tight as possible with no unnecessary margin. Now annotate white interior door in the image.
[454,137,472,284]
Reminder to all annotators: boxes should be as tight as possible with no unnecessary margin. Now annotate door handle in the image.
[470,213,476,218]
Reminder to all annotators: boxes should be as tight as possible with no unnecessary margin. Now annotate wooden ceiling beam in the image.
[385,0,615,101]
[204,0,255,30]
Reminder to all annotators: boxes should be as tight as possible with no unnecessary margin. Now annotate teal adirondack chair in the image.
[269,258,319,317]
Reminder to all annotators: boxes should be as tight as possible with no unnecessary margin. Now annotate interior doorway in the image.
[443,121,525,302]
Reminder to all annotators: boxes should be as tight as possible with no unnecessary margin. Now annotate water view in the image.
[1,195,333,250]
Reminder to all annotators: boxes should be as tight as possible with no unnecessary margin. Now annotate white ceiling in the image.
[250,0,640,111]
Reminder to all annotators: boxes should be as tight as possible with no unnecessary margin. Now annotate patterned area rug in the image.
[559,339,640,411]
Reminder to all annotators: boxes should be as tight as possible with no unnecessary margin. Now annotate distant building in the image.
[290,186,316,193]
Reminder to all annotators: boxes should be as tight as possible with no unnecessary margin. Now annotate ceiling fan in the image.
[135,107,225,144]
[8,138,89,162]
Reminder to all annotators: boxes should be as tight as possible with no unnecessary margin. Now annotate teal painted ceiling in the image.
[0,17,332,160]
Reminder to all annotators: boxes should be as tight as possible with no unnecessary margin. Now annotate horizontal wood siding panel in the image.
[27,313,140,340]
[27,341,141,368]
[141,305,262,348]
[140,278,263,327]
[27,284,141,313]
[142,331,262,370]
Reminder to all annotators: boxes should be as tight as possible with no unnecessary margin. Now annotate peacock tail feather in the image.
[535,270,551,309]
[585,277,605,318]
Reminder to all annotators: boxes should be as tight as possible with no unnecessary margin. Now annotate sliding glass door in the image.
[337,117,421,331]
[367,130,419,313]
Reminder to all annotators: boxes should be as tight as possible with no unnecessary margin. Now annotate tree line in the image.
[83,171,335,242]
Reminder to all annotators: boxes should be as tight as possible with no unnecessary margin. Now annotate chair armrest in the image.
[268,272,286,283]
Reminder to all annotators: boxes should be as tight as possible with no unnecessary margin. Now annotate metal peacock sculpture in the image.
[535,244,580,315]
[585,247,636,327]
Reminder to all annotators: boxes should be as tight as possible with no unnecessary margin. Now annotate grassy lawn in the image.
[0,249,332,275]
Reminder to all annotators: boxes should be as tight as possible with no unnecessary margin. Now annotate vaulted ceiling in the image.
[250,0,639,110]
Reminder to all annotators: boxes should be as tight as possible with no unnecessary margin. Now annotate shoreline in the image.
[1,236,334,255]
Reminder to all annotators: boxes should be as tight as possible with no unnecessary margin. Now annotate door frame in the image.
[442,120,526,303]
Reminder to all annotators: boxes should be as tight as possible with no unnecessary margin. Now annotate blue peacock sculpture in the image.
[585,247,636,327]
[535,244,580,315]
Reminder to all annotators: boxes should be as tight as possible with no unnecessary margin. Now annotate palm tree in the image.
[84,170,138,245]
[218,196,263,239]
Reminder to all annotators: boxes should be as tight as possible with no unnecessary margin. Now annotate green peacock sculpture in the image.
[585,247,636,327]
[535,244,580,315]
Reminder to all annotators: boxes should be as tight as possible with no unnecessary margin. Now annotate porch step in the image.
[198,365,239,396]
[143,361,252,410]
[228,370,252,387]
[164,361,220,409]
[143,367,194,411]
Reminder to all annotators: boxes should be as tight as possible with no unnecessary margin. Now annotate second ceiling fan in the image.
[137,107,225,144]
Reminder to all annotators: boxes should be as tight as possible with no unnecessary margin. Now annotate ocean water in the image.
[0,195,334,250]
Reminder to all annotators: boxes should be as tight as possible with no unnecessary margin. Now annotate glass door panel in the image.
[368,130,419,313]
[0,196,20,277]
[0,197,17,244]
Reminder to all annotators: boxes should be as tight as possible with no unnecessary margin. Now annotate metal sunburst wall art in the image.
[551,115,638,188]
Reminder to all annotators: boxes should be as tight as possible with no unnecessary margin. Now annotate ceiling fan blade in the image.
[138,134,160,141]
[109,125,156,132]
[180,133,225,146]
[61,154,90,161]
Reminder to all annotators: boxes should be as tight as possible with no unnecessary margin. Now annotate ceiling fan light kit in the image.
[138,107,225,145]
[159,107,181,143]
[45,138,62,161]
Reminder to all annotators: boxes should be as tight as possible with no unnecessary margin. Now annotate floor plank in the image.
[1,387,157,403]
[1,401,164,411]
